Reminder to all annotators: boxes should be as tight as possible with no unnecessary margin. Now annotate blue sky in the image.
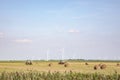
[0,0,120,60]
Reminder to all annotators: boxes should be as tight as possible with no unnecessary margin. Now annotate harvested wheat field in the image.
[0,61,120,75]
[0,61,120,80]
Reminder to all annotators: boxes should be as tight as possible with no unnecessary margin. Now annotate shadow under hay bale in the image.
[94,65,99,70]
[25,60,32,65]
[100,64,106,69]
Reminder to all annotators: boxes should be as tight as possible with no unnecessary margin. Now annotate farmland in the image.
[0,61,120,74]
[0,61,120,80]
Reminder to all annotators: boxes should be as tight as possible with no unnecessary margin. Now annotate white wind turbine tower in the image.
[46,49,49,61]
[61,48,64,60]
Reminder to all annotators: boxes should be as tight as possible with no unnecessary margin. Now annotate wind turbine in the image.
[61,48,64,60]
[46,48,49,61]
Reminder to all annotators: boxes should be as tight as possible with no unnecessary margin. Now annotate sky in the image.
[0,0,120,60]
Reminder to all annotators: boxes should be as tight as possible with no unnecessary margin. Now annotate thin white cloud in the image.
[72,16,81,19]
[15,39,32,43]
[0,32,4,35]
[0,32,4,38]
[47,10,57,13]
[68,29,80,33]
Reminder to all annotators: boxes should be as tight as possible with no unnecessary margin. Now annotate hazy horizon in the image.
[0,0,120,60]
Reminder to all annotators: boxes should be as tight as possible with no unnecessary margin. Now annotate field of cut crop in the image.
[0,61,120,74]
[0,61,120,80]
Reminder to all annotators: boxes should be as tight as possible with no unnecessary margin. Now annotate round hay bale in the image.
[100,64,106,69]
[85,62,88,65]
[48,63,52,67]
[94,65,99,70]
[117,63,120,66]
[25,60,32,65]
[58,60,66,65]
[64,63,69,67]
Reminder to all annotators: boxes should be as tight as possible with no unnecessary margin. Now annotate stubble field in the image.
[0,61,120,80]
[0,61,120,74]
